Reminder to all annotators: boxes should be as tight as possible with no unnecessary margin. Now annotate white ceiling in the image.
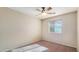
[9,7,78,19]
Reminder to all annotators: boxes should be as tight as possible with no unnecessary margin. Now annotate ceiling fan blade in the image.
[42,7,45,10]
[36,13,42,16]
[47,7,52,11]
[41,7,45,12]
[36,9,41,12]
[47,12,56,14]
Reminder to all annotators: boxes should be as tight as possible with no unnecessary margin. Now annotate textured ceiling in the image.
[9,7,78,19]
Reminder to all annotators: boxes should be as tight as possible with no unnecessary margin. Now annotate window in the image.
[49,20,62,33]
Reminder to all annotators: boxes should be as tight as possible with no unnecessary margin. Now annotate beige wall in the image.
[0,8,41,51]
[77,9,79,51]
[42,12,77,48]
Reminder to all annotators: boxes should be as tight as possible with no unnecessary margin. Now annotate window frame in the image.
[48,19,63,34]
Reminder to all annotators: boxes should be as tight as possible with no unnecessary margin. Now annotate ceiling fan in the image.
[36,7,55,16]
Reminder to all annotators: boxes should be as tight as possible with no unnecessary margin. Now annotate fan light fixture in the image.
[36,7,56,16]
[42,12,47,16]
